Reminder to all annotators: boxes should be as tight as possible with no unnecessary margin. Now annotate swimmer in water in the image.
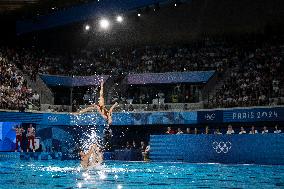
[73,80,118,125]
[79,143,103,169]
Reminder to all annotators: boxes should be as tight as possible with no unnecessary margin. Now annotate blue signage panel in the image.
[41,113,72,126]
[72,75,109,87]
[40,74,109,87]
[150,134,284,165]
[127,71,215,85]
[223,107,284,122]
[69,113,105,126]
[198,110,223,123]
[0,111,43,124]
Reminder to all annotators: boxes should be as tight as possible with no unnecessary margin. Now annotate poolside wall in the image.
[0,106,283,160]
[150,134,284,165]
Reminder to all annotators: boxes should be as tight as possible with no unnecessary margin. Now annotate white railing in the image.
[41,104,72,112]
[40,102,203,112]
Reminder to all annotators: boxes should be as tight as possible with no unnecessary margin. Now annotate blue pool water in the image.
[0,160,283,189]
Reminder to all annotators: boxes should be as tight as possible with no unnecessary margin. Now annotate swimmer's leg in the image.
[109,102,118,114]
[107,102,118,125]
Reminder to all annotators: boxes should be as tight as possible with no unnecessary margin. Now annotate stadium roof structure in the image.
[16,0,175,35]
[0,0,38,13]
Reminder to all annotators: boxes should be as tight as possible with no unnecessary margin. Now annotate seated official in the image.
[166,127,176,134]
[185,128,191,134]
[204,126,210,134]
[142,145,150,161]
[226,125,235,134]
[194,128,198,134]
[274,125,282,133]
[176,128,184,134]
[262,126,269,134]
[249,126,258,134]
[125,141,132,149]
[239,127,247,134]
[214,128,222,135]
[131,141,141,160]
[132,141,139,149]
[140,141,146,153]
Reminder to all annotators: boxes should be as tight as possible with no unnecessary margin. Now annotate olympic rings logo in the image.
[212,141,232,153]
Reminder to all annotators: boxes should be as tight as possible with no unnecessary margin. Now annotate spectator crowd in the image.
[1,39,239,77]
[0,48,39,111]
[209,43,284,108]
[0,35,284,111]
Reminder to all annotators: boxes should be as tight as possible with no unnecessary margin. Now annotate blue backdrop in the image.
[150,134,284,165]
[0,122,19,151]
[40,74,109,87]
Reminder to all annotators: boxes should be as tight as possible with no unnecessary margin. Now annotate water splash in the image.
[79,126,102,151]
[69,82,131,156]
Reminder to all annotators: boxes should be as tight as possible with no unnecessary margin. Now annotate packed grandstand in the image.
[0,36,283,112]
[0,0,282,115]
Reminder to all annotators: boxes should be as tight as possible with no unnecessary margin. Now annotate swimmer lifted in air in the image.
[79,143,103,169]
[73,80,118,125]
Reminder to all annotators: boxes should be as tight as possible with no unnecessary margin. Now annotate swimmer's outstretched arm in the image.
[72,104,109,120]
[106,102,118,125]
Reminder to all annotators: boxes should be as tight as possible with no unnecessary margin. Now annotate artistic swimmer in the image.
[73,80,118,125]
[79,143,103,169]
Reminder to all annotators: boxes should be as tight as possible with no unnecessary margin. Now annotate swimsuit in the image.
[98,105,109,119]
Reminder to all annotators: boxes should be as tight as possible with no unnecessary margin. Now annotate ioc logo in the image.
[205,113,216,121]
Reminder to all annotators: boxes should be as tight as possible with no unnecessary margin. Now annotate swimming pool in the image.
[0,160,283,189]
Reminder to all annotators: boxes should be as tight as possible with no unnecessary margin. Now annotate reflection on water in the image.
[0,160,283,189]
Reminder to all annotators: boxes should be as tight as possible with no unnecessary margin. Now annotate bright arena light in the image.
[85,24,90,31]
[116,16,123,23]
[137,13,141,17]
[99,19,110,29]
